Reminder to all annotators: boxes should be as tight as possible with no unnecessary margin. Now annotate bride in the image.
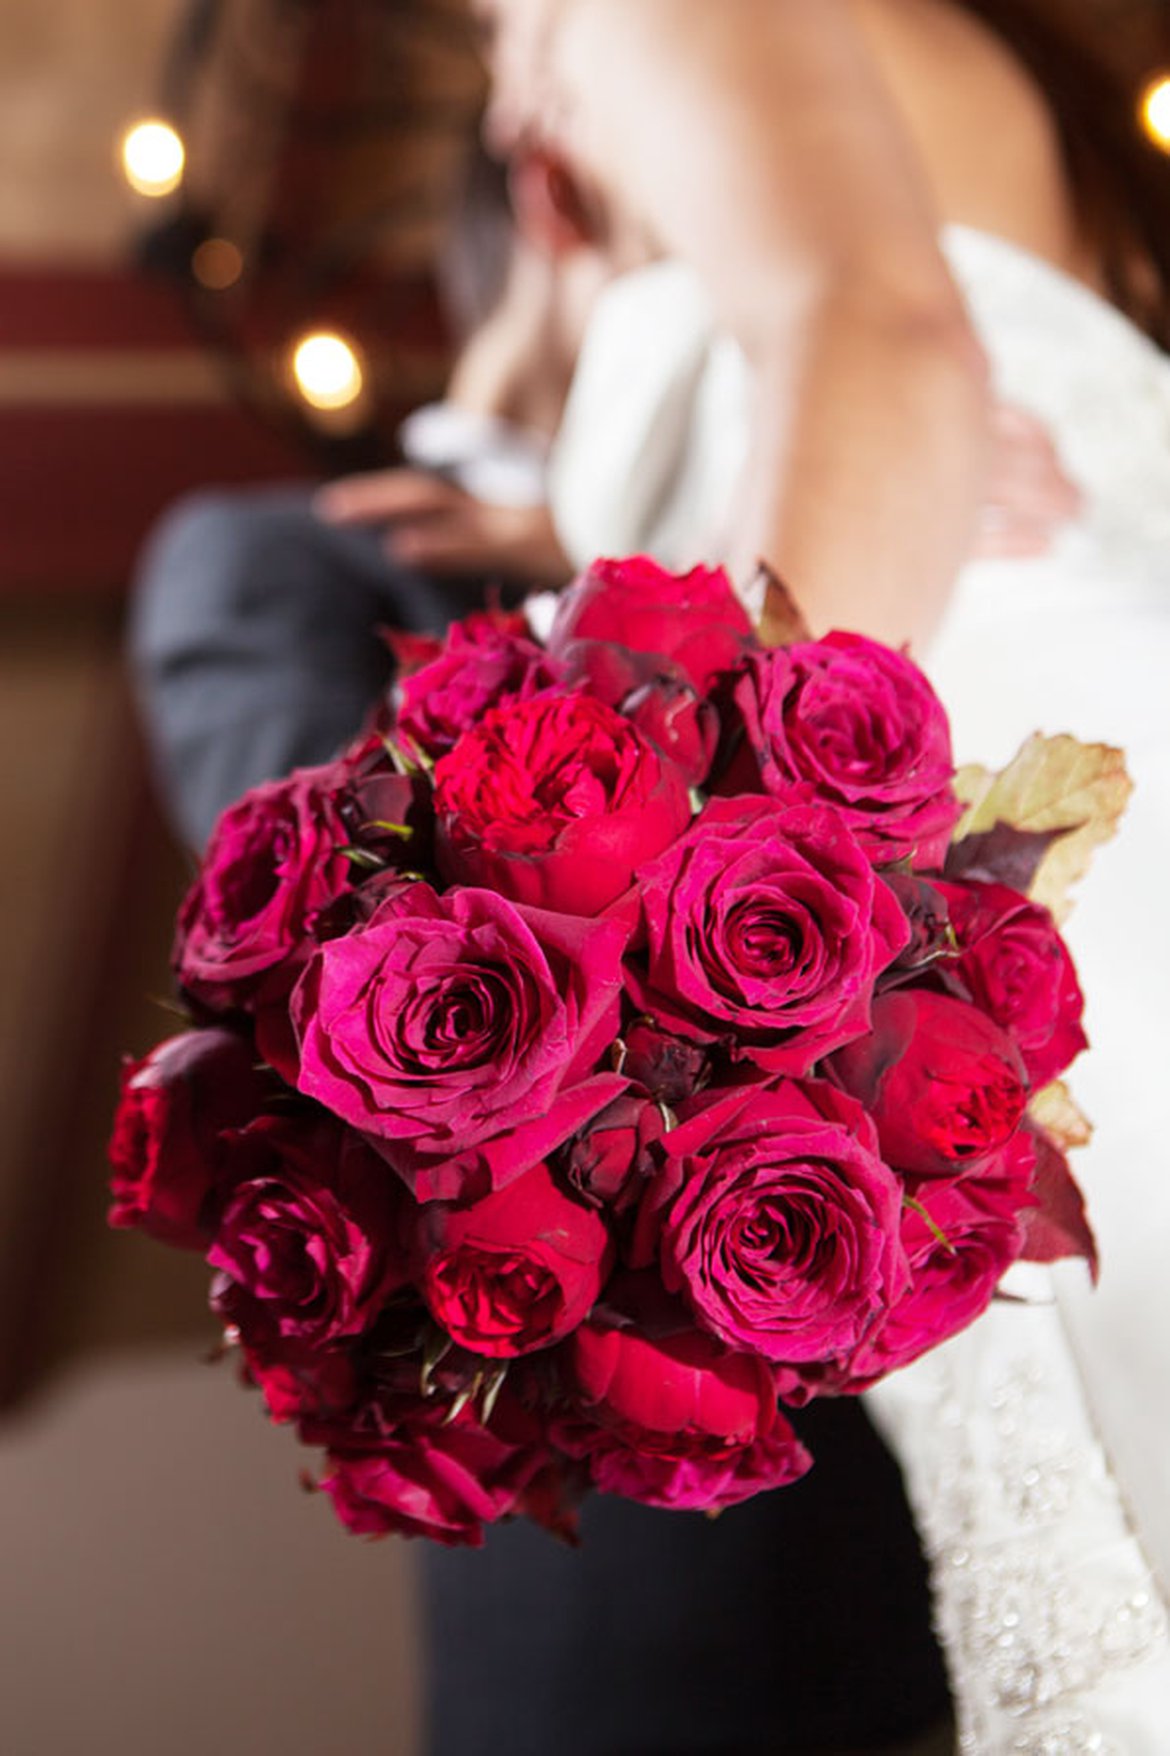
[451,0,1170,1748]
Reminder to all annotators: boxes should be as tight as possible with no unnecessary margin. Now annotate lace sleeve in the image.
[865,1286,1170,1754]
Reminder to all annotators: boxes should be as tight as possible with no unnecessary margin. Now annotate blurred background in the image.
[0,2,1168,1752]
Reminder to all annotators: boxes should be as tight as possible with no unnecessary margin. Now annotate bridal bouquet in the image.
[108,555,1121,1546]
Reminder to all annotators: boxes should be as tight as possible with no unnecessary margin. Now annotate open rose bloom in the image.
[110,554,1111,1547]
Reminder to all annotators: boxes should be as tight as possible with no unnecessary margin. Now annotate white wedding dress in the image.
[547,226,1170,1752]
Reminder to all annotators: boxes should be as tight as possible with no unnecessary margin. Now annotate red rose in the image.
[853,1141,1031,1381]
[935,879,1087,1086]
[636,1081,907,1364]
[828,989,1029,1177]
[208,1114,407,1348]
[173,765,355,1012]
[107,1028,270,1248]
[726,634,960,868]
[551,1282,810,1511]
[633,796,909,1071]
[395,618,563,758]
[410,1160,613,1357]
[548,555,755,694]
[433,692,693,916]
[292,879,628,1200]
[320,1404,545,1546]
[238,1337,361,1426]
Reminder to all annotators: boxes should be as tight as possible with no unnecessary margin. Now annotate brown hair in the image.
[961,0,1170,345]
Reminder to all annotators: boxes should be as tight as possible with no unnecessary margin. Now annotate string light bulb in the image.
[121,119,186,197]
[1139,75,1170,152]
[291,332,365,412]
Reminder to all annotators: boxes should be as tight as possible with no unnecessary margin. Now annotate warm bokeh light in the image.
[192,237,244,291]
[1139,75,1170,151]
[120,119,185,197]
[291,332,365,411]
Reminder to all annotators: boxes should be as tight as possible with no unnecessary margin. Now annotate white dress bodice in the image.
[549,227,1170,1750]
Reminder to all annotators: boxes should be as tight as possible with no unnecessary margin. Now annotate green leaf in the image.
[363,820,414,840]
[904,1194,956,1256]
[340,845,386,872]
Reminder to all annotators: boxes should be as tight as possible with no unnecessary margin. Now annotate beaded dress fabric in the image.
[549,227,1170,1749]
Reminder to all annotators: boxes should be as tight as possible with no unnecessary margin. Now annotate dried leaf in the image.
[1028,1081,1094,1153]
[952,734,1132,920]
[1019,1128,1099,1280]
[943,822,1067,894]
[753,561,811,646]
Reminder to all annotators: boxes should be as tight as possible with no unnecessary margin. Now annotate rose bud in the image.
[291,879,629,1200]
[622,675,720,788]
[173,764,355,1014]
[395,617,564,758]
[935,879,1087,1086]
[433,691,693,917]
[827,989,1029,1177]
[637,1080,907,1364]
[332,745,435,880]
[409,1160,613,1358]
[541,636,657,711]
[547,555,756,695]
[550,1283,810,1511]
[562,1093,666,1208]
[633,796,909,1073]
[107,1027,271,1248]
[319,1401,546,1546]
[724,633,961,869]
[622,1018,710,1108]
[208,1113,408,1349]
[879,871,955,980]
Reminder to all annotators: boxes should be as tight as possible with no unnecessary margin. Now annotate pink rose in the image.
[828,989,1030,1177]
[292,880,628,1199]
[433,691,693,916]
[637,1082,907,1364]
[395,618,563,758]
[174,765,356,1013]
[726,634,961,868]
[107,1028,271,1248]
[633,796,909,1071]
[935,879,1087,1086]
[551,1283,810,1511]
[548,555,756,694]
[409,1160,613,1357]
[208,1113,407,1348]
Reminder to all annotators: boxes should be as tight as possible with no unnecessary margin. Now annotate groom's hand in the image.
[314,469,572,585]
[975,404,1082,559]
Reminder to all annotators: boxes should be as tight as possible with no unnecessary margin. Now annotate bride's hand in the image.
[975,403,1082,559]
[314,470,572,585]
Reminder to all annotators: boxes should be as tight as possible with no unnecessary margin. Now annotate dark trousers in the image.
[131,488,950,1754]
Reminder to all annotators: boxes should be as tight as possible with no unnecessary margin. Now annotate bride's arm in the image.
[500,0,992,647]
